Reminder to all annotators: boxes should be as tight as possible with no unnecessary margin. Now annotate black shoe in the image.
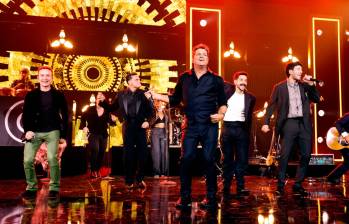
[21,190,37,199]
[275,187,285,196]
[175,197,192,209]
[292,185,308,196]
[237,188,250,196]
[48,190,59,198]
[199,197,219,210]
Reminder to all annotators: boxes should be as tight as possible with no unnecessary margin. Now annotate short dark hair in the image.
[233,71,248,80]
[285,61,302,77]
[38,66,53,74]
[192,43,210,56]
[20,67,29,74]
[125,72,138,83]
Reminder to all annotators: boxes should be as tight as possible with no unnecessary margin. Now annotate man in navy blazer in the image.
[221,71,256,199]
[262,61,320,196]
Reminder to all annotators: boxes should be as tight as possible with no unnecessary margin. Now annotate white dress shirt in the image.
[224,92,245,122]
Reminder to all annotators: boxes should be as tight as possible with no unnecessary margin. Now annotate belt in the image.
[288,117,303,121]
[223,121,245,126]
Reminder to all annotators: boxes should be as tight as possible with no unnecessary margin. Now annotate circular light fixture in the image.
[200,19,207,27]
[317,137,324,144]
[318,110,325,117]
[316,29,323,36]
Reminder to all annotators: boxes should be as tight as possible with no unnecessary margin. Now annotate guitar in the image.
[326,127,349,150]
[266,127,279,166]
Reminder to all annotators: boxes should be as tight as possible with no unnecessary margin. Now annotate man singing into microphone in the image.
[261,61,320,196]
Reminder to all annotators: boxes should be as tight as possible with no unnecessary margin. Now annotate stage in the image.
[0,175,348,223]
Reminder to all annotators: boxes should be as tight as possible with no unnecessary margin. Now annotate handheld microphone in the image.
[21,137,34,143]
[308,78,323,83]
[308,78,324,87]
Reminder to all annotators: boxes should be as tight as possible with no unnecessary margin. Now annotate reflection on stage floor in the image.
[0,175,348,223]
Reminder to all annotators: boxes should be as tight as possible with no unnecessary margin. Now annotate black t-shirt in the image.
[37,90,60,132]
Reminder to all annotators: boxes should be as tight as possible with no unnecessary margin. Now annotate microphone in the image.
[308,78,323,83]
[21,133,35,143]
[308,78,324,87]
[303,76,324,87]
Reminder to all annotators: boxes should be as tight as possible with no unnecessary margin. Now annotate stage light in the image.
[317,29,323,36]
[50,29,73,49]
[317,137,324,144]
[90,93,95,106]
[345,30,349,36]
[224,41,241,59]
[115,34,136,53]
[72,100,76,119]
[256,111,265,118]
[318,110,325,117]
[82,105,89,112]
[263,101,268,109]
[257,214,264,224]
[199,19,207,27]
[282,47,299,63]
[322,211,329,224]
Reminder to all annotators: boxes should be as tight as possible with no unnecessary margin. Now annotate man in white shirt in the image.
[221,71,256,199]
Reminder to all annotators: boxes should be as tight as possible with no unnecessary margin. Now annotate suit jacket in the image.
[100,88,154,127]
[224,82,256,133]
[23,87,68,139]
[335,113,349,135]
[264,80,320,135]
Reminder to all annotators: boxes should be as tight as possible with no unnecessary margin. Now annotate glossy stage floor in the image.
[0,175,348,223]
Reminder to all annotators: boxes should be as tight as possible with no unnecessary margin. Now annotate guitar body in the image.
[326,127,349,150]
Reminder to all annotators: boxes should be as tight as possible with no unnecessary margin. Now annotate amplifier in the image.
[309,154,334,165]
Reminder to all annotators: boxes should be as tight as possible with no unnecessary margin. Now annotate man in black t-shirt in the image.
[21,66,68,199]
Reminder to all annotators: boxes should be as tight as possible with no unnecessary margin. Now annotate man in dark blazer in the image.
[22,66,68,199]
[326,113,349,184]
[100,72,153,189]
[221,71,256,199]
[262,61,320,196]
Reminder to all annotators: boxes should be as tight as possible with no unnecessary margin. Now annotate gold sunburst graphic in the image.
[51,55,123,91]
[0,0,185,26]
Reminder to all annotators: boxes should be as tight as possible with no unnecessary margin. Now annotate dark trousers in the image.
[327,149,349,180]
[87,133,107,172]
[151,128,168,176]
[221,121,249,191]
[180,122,218,199]
[123,122,148,185]
[278,118,312,188]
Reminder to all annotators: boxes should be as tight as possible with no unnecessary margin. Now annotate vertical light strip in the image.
[311,18,318,154]
[189,7,221,75]
[317,199,321,224]
[312,17,342,156]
